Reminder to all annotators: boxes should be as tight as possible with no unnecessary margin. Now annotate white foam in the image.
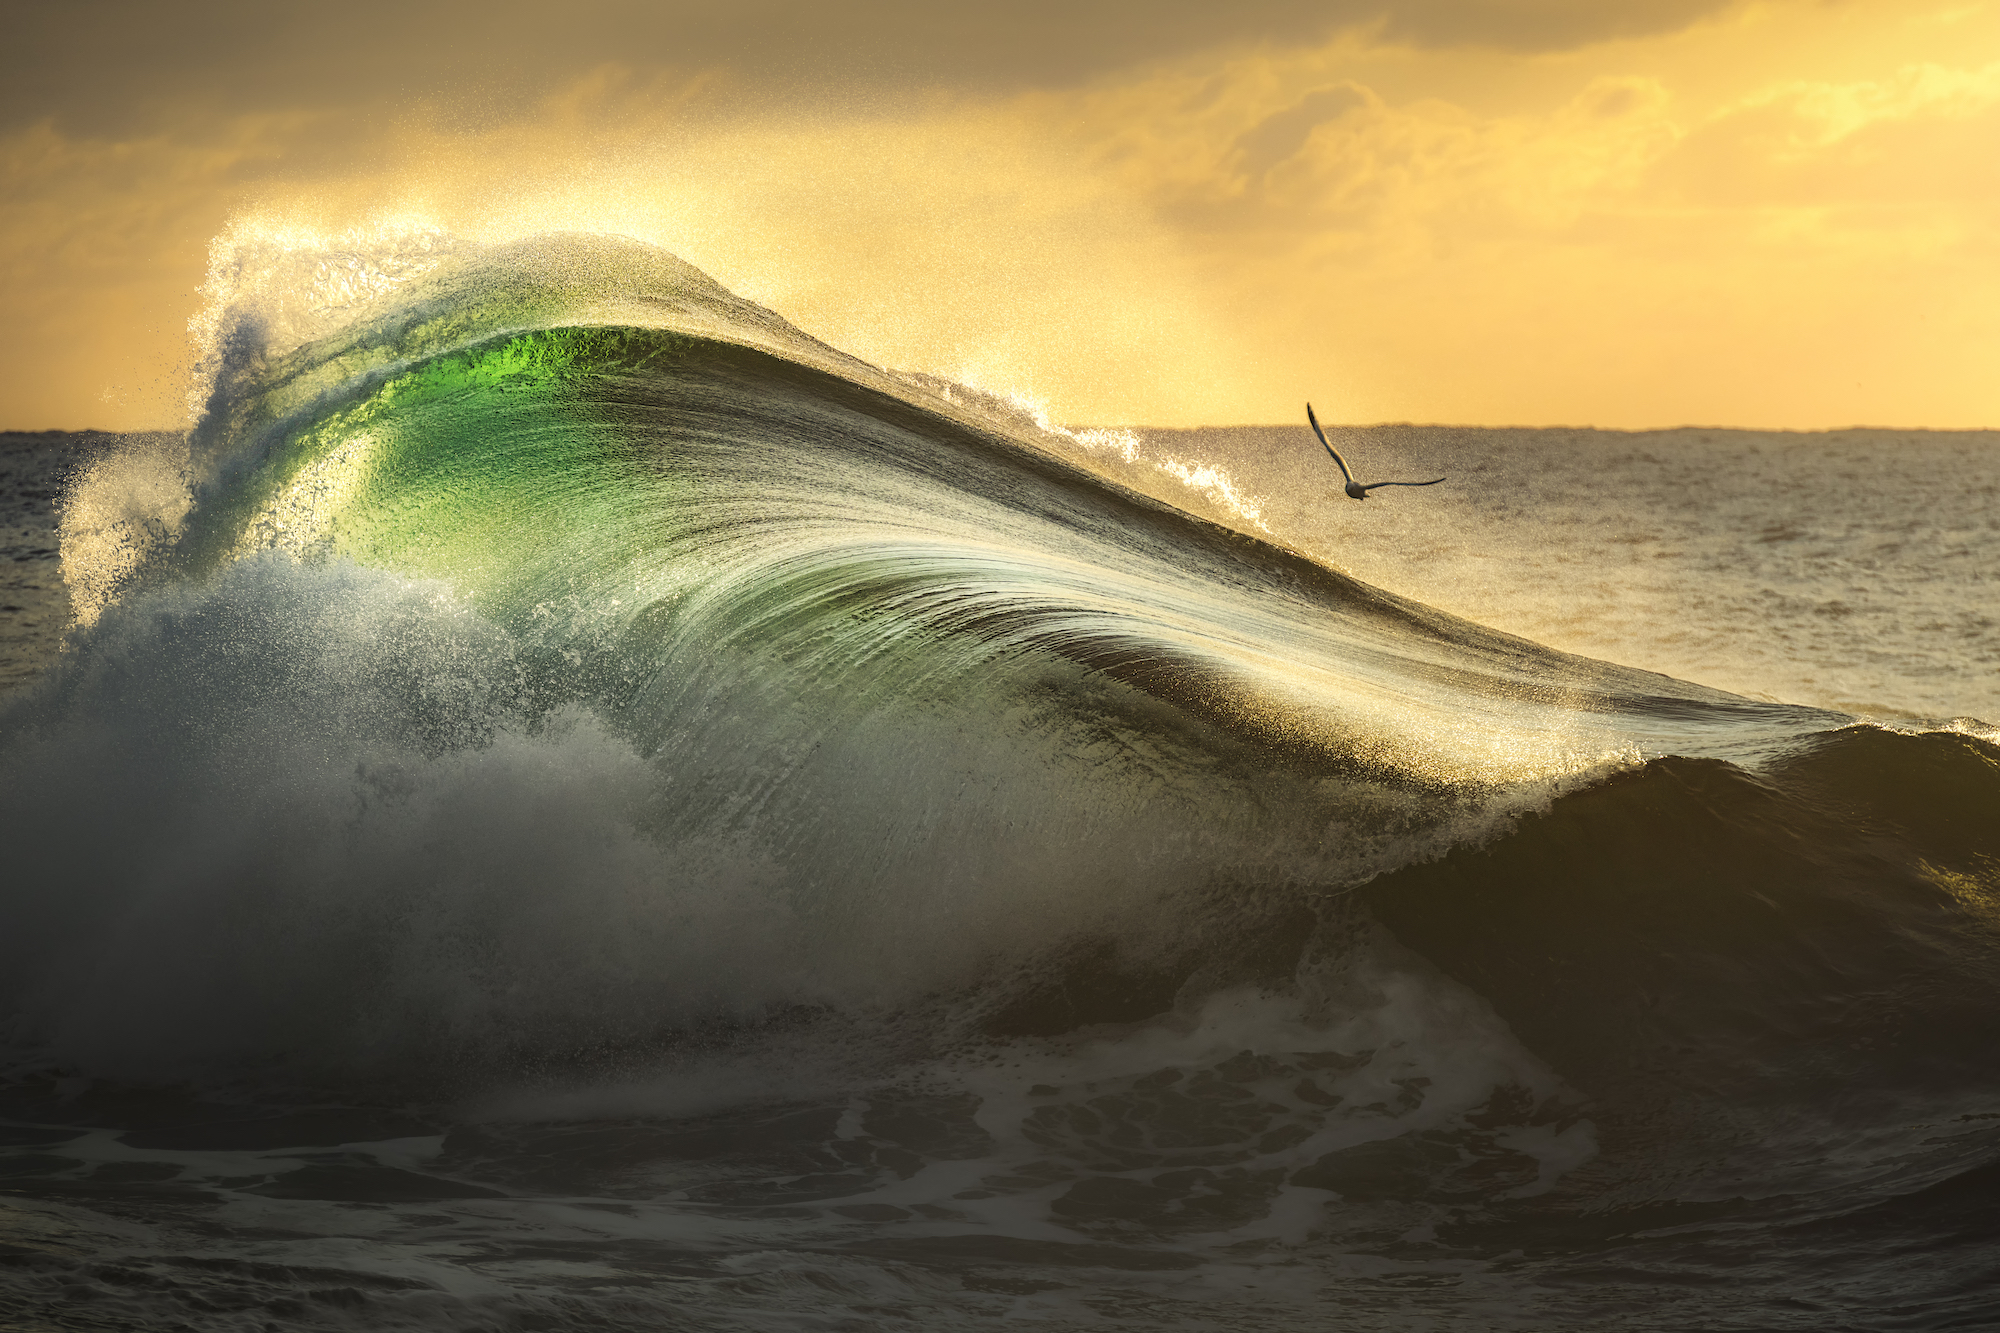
[58,432,192,629]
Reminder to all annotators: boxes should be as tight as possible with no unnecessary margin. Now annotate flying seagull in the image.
[1307,403,1445,500]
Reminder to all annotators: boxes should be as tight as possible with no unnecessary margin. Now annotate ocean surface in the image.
[1,232,1996,1331]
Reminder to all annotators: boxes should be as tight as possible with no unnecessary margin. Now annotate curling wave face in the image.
[9,232,1823,1073]
[1,232,1996,1330]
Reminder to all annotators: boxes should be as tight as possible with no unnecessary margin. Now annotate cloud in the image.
[1236,84,1375,178]
[1368,0,1731,50]
[5,0,1999,431]
[1655,59,2000,207]
[5,1,1740,134]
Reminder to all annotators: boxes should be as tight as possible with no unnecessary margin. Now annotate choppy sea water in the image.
[1,233,1996,1331]
[1109,423,2000,725]
[0,434,98,696]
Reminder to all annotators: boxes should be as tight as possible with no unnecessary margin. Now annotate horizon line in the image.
[7,422,2000,438]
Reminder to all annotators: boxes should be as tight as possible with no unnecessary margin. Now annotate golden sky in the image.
[6,0,1999,430]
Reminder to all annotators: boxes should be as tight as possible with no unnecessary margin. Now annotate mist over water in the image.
[0,232,1996,1331]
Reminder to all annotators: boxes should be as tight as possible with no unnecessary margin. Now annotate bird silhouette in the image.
[1307,403,1445,500]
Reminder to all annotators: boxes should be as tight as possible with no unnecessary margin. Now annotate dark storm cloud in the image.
[7,0,1734,134]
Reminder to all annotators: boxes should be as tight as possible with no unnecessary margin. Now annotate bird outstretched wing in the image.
[1304,403,1357,486]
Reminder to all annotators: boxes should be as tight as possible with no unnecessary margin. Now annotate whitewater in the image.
[0,231,1996,1331]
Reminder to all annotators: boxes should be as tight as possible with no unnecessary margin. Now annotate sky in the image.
[4,0,1999,430]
